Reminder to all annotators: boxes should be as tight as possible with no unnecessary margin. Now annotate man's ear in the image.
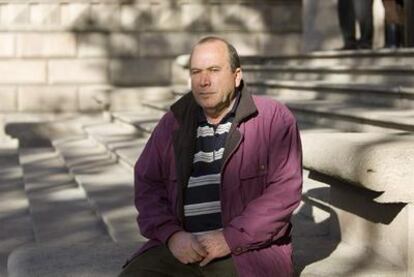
[235,68,242,87]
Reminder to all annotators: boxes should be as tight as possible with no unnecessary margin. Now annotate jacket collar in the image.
[170,87,258,125]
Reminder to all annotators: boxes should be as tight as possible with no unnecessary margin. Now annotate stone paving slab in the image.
[294,238,405,277]
[19,147,110,245]
[301,132,414,203]
[53,136,146,243]
[8,242,140,277]
[0,150,33,277]
[283,99,414,132]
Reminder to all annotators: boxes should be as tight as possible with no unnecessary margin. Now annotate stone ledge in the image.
[7,242,140,277]
[301,132,414,203]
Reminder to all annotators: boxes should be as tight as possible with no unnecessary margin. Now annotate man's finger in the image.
[192,240,208,257]
[199,255,213,267]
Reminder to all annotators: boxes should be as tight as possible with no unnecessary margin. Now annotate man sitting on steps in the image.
[119,36,303,277]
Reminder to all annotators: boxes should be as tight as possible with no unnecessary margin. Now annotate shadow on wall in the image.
[65,0,302,111]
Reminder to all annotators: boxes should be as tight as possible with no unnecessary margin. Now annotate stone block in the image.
[78,32,109,57]
[30,3,60,26]
[0,86,17,112]
[18,86,78,112]
[90,3,120,30]
[49,59,108,84]
[211,4,267,32]
[17,33,76,58]
[198,33,259,55]
[150,2,182,31]
[330,181,409,268]
[78,85,111,112]
[0,60,46,84]
[2,4,30,26]
[0,33,15,57]
[110,86,174,111]
[302,132,414,203]
[109,32,140,57]
[110,58,171,86]
[7,242,139,277]
[140,33,196,57]
[120,3,152,31]
[60,3,90,28]
[270,3,302,32]
[258,33,302,55]
[181,4,211,31]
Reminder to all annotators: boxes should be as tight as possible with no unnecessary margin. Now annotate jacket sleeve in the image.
[134,113,183,244]
[223,108,303,255]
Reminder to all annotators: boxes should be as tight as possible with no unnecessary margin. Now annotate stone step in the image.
[139,95,413,133]
[243,64,414,86]
[7,242,140,277]
[241,49,414,67]
[294,237,405,277]
[283,99,414,132]
[52,133,146,243]
[175,49,414,69]
[248,80,414,109]
[19,147,110,245]
[0,146,33,277]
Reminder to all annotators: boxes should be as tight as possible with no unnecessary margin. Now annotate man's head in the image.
[189,37,243,118]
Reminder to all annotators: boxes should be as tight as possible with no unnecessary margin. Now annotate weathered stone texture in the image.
[181,4,211,31]
[120,3,152,31]
[78,85,110,112]
[211,4,267,32]
[0,60,46,84]
[60,3,90,27]
[0,33,14,57]
[110,58,170,86]
[17,33,76,57]
[109,33,140,57]
[258,33,303,55]
[90,3,120,30]
[30,3,60,26]
[48,59,108,84]
[18,86,78,112]
[0,86,17,111]
[140,33,196,57]
[78,32,109,58]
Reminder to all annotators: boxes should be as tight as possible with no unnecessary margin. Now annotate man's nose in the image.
[199,72,211,87]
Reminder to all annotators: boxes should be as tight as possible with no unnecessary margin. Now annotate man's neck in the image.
[204,96,237,125]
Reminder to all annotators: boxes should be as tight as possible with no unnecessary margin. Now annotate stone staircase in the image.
[2,49,414,276]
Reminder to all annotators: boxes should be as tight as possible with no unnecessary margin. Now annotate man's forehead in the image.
[190,41,229,67]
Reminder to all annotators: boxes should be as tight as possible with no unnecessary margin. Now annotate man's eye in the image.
[191,70,200,75]
[210,68,220,72]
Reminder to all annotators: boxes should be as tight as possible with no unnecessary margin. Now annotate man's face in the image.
[190,41,242,115]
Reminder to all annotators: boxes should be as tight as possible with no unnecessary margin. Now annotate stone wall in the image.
[0,0,302,112]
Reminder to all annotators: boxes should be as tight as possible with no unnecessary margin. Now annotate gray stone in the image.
[0,33,15,57]
[0,86,17,112]
[0,60,46,84]
[19,147,110,244]
[109,58,170,86]
[7,242,140,277]
[17,33,76,58]
[18,86,78,112]
[49,59,108,84]
[140,33,196,57]
[301,132,414,203]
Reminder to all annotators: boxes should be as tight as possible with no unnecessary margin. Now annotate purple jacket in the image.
[133,90,303,276]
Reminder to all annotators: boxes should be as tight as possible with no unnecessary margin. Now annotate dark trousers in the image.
[337,0,374,48]
[119,246,238,277]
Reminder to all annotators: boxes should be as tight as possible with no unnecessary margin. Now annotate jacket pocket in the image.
[239,163,267,205]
